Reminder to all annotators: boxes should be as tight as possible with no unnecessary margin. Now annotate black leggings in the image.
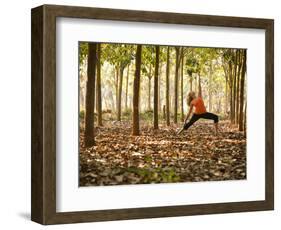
[184,112,219,130]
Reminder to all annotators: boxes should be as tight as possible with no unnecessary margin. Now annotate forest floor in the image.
[79,120,246,186]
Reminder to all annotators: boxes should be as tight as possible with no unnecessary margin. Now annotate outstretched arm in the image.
[184,104,193,123]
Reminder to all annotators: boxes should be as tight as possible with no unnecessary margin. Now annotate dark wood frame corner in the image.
[31,4,274,225]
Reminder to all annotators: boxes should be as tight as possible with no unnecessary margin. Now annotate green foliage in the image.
[102,43,134,70]
[141,46,166,78]
[141,46,155,77]
[79,42,88,66]
[185,56,200,76]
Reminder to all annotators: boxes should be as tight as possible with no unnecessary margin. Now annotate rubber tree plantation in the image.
[79,42,247,186]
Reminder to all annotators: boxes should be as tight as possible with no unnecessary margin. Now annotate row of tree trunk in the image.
[225,49,247,132]
[84,44,247,146]
[85,44,198,144]
[133,46,188,135]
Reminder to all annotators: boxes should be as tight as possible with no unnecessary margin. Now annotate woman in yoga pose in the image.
[177,77,219,135]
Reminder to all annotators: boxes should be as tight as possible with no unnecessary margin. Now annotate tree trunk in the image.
[96,43,102,126]
[115,66,119,113]
[244,102,247,136]
[223,65,228,116]
[190,75,193,91]
[180,54,184,122]
[154,46,159,129]
[125,64,130,110]
[232,50,238,124]
[225,80,228,115]
[132,45,142,135]
[117,66,125,121]
[147,64,152,110]
[163,105,166,120]
[158,63,161,113]
[80,86,85,110]
[174,47,180,123]
[236,50,243,124]
[84,43,97,147]
[166,47,170,126]
[229,61,233,122]
[239,50,246,131]
[208,62,213,112]
[148,77,151,110]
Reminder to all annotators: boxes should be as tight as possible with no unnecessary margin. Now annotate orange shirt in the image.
[191,97,207,114]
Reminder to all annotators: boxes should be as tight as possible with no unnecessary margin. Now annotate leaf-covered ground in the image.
[79,121,246,186]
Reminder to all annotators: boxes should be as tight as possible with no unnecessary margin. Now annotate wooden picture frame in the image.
[31,4,274,225]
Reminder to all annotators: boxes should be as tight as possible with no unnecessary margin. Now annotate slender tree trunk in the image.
[84,43,97,147]
[174,47,180,123]
[223,65,228,116]
[125,64,130,110]
[80,86,85,110]
[190,75,193,91]
[208,62,213,112]
[148,76,151,111]
[229,51,235,123]
[163,105,166,120]
[239,50,246,131]
[147,64,152,110]
[158,63,161,113]
[148,77,151,110]
[244,102,247,136]
[117,66,125,121]
[154,46,159,129]
[232,50,238,124]
[132,45,142,136]
[96,44,102,126]
[115,66,119,113]
[225,79,228,115]
[236,51,242,124]
[229,63,233,122]
[166,47,170,126]
[180,54,184,122]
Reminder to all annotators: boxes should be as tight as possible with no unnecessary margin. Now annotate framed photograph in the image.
[31,4,274,225]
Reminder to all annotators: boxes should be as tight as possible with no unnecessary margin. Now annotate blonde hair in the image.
[187,91,196,106]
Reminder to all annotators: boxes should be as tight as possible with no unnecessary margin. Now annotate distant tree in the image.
[141,46,154,111]
[232,50,238,123]
[102,44,133,121]
[147,64,152,110]
[174,47,180,123]
[185,52,199,93]
[154,46,160,129]
[132,45,142,135]
[125,64,130,110]
[165,47,170,126]
[239,50,246,131]
[235,50,243,124]
[96,43,102,126]
[180,53,185,121]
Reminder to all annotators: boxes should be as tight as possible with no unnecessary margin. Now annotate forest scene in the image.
[79,42,247,186]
